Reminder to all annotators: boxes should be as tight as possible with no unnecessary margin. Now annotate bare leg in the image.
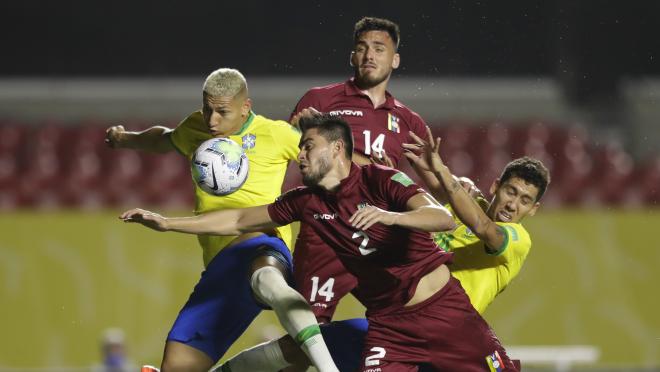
[160,340,214,372]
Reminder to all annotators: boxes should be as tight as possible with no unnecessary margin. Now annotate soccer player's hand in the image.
[371,149,395,168]
[120,208,169,231]
[105,125,126,148]
[458,176,484,199]
[402,126,445,172]
[290,107,321,128]
[349,204,399,230]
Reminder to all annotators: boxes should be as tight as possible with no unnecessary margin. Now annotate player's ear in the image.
[392,53,400,69]
[242,98,252,117]
[333,139,344,157]
[528,202,540,217]
[489,179,499,195]
[349,51,356,67]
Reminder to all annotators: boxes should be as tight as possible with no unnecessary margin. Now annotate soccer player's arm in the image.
[121,205,279,235]
[396,192,456,232]
[432,162,506,253]
[490,223,531,258]
[105,124,174,153]
[350,170,455,233]
[120,188,304,235]
[403,117,450,203]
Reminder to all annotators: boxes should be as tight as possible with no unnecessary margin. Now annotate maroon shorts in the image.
[293,224,357,323]
[360,277,518,372]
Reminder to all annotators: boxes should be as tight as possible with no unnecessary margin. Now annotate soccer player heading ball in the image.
[108,69,338,371]
[121,114,521,371]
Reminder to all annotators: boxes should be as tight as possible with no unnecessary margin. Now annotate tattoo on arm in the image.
[495,225,506,240]
[485,225,507,254]
[449,180,461,193]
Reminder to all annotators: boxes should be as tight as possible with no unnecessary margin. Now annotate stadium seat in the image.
[0,119,657,209]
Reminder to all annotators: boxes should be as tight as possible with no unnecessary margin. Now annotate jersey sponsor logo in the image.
[328,109,364,117]
[486,350,504,372]
[313,213,336,220]
[391,172,414,187]
[387,113,400,133]
[241,133,256,150]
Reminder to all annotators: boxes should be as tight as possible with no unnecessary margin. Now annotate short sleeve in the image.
[408,111,429,141]
[170,111,211,158]
[375,167,426,211]
[267,187,308,225]
[270,121,302,161]
[489,223,531,262]
[289,89,324,121]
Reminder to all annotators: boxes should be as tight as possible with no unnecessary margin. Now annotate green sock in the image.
[295,324,321,345]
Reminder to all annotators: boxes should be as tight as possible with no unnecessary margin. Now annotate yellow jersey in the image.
[434,201,532,314]
[170,110,301,266]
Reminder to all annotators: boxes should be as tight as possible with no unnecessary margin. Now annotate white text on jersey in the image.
[329,109,364,117]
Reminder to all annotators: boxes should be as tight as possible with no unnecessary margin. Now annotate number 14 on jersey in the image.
[363,130,385,156]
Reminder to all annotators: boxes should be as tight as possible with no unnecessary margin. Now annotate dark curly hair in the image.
[354,17,400,50]
[499,157,551,201]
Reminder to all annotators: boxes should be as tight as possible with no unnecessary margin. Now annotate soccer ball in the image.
[191,138,249,196]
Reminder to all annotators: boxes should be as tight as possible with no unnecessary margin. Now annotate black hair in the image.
[298,114,354,159]
[354,16,400,50]
[499,156,551,201]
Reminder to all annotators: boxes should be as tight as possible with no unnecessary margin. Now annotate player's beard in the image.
[302,156,332,187]
[354,66,391,89]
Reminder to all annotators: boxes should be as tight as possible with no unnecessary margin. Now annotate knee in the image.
[161,357,196,372]
[251,266,301,308]
[250,266,284,294]
[161,343,213,372]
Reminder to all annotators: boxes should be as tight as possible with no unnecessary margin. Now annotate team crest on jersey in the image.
[242,133,256,150]
[357,202,369,210]
[387,113,400,133]
[486,350,504,372]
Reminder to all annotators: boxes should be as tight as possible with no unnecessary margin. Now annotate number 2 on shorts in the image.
[365,347,387,367]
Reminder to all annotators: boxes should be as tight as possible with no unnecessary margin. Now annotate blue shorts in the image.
[167,235,293,362]
[321,318,368,372]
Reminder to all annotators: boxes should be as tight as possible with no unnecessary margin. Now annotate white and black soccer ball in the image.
[191,138,249,196]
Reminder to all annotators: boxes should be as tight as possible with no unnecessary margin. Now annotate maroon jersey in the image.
[268,164,452,315]
[291,79,427,166]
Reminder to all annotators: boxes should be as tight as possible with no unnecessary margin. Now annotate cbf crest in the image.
[242,133,256,150]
